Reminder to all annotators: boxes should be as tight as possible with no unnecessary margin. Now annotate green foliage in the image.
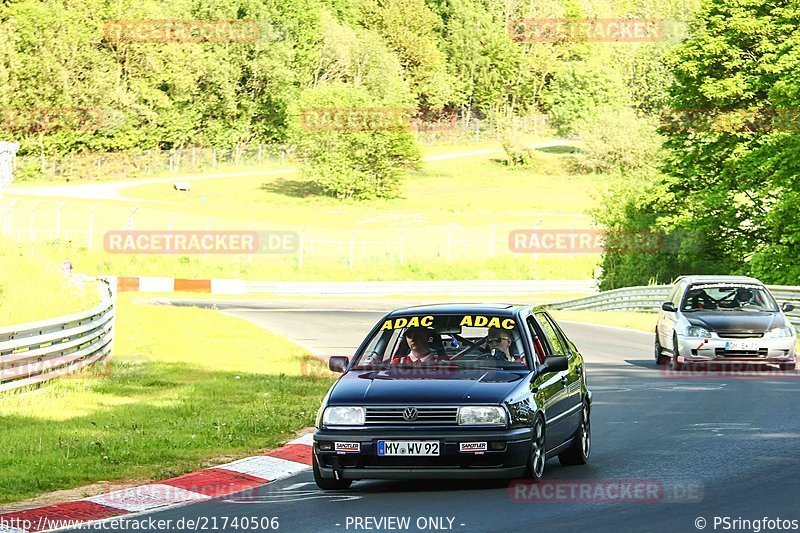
[574,107,664,175]
[289,86,421,200]
[542,60,630,135]
[594,0,800,288]
[502,138,544,170]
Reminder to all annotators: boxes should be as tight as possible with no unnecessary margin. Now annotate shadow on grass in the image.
[536,144,581,155]
[0,359,335,506]
[260,178,324,198]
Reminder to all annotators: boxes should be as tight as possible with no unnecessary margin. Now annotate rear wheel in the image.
[559,402,590,466]
[669,333,684,371]
[523,415,546,481]
[780,362,796,371]
[654,332,669,365]
[313,453,352,490]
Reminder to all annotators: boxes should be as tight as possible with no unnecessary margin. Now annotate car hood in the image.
[685,311,784,333]
[328,368,528,405]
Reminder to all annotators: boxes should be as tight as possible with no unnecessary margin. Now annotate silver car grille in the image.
[364,406,459,425]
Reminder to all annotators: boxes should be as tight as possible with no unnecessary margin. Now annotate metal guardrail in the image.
[0,278,116,392]
[548,284,800,327]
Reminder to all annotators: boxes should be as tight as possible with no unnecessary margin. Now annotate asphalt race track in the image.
[68,302,800,533]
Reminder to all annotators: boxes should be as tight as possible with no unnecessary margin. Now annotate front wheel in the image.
[523,415,546,481]
[669,334,684,371]
[654,333,669,366]
[313,453,353,490]
[559,402,591,466]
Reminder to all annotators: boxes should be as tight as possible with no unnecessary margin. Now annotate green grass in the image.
[0,294,334,504]
[1,139,606,281]
[0,242,98,324]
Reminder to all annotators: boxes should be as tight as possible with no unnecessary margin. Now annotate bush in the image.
[289,87,421,200]
[574,107,664,175]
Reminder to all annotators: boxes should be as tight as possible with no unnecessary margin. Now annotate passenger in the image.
[486,327,515,361]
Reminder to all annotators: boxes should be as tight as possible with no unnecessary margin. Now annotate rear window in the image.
[353,313,530,370]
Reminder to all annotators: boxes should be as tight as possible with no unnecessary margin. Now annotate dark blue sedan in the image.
[312,304,592,489]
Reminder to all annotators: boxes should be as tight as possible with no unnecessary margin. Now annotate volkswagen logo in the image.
[402,406,418,422]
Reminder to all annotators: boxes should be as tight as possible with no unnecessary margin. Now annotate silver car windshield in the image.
[681,283,778,312]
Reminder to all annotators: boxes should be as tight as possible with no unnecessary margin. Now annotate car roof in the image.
[672,275,765,286]
[388,303,533,317]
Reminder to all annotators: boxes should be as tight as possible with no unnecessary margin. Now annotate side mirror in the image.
[328,356,350,373]
[661,302,677,313]
[537,355,568,375]
[782,302,795,313]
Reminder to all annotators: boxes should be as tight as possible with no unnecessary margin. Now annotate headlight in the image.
[686,326,711,338]
[458,406,507,426]
[322,406,365,426]
[765,326,794,339]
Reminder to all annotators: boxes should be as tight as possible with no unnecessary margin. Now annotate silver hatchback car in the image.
[655,275,797,371]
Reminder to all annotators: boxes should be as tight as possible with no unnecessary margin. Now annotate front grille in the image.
[365,406,459,425]
[717,331,764,339]
[714,348,768,358]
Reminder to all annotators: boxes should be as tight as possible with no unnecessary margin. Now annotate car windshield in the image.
[681,283,778,312]
[353,313,530,370]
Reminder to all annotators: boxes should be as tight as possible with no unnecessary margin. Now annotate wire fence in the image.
[9,114,552,182]
[0,197,590,271]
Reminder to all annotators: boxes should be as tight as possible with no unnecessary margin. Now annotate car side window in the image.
[667,285,680,306]
[673,284,687,307]
[535,312,568,356]
[525,316,547,363]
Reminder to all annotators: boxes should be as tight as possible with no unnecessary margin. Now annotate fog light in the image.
[489,441,506,451]
[319,441,333,451]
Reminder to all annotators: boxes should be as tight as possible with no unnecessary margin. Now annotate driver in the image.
[735,287,755,307]
[392,327,444,364]
[486,327,515,361]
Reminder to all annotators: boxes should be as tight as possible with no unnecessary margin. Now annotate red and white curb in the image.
[0,433,313,532]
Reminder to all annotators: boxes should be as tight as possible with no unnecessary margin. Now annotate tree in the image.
[289,86,421,200]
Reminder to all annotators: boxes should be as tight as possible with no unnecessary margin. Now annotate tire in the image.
[559,402,591,466]
[313,452,353,490]
[523,415,546,481]
[654,332,669,366]
[669,333,684,371]
[780,363,796,371]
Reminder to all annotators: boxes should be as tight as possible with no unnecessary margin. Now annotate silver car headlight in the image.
[322,406,365,426]
[458,406,507,426]
[686,326,711,338]
[764,326,794,339]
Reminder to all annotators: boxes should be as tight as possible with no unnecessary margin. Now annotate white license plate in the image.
[377,440,440,456]
[725,341,761,351]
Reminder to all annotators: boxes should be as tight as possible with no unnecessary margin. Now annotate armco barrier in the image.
[0,278,116,392]
[548,284,800,327]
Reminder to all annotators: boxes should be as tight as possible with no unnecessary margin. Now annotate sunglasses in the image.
[488,336,510,343]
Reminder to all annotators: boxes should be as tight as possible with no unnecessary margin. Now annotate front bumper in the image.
[314,427,532,480]
[676,334,796,365]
